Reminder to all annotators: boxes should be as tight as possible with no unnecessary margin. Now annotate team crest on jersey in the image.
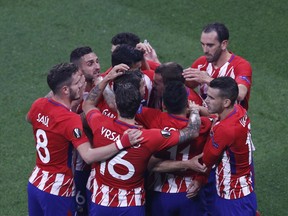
[73,128,82,139]
[161,130,171,138]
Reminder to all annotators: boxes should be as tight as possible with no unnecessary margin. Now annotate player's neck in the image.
[219,106,234,121]
[213,50,231,68]
[117,116,137,126]
[52,95,72,110]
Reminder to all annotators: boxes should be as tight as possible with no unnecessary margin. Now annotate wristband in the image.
[115,133,132,150]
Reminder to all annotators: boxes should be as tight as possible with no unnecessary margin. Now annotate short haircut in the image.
[113,69,143,92]
[70,46,93,64]
[47,63,79,94]
[115,83,142,119]
[209,77,238,105]
[155,62,185,84]
[163,81,188,115]
[111,32,140,47]
[202,22,229,43]
[111,44,144,67]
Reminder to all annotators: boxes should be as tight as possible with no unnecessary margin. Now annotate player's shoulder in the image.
[232,54,251,68]
[191,56,207,67]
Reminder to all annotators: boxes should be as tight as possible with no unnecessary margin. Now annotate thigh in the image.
[27,183,43,216]
[214,192,257,216]
[90,203,145,216]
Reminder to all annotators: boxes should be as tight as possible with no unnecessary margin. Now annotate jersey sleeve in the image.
[64,114,89,148]
[234,59,252,89]
[143,129,180,153]
[191,56,207,69]
[203,125,234,168]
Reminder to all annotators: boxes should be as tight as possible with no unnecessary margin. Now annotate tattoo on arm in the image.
[86,85,103,106]
[179,110,201,144]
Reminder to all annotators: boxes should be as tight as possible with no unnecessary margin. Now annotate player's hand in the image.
[185,153,207,173]
[186,179,202,198]
[183,68,213,84]
[107,64,130,81]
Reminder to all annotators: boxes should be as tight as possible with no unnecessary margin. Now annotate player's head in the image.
[70,46,100,82]
[47,63,84,100]
[205,77,238,114]
[113,69,145,99]
[154,62,184,97]
[200,22,229,63]
[115,82,142,119]
[163,81,188,115]
[111,44,144,69]
[111,32,140,52]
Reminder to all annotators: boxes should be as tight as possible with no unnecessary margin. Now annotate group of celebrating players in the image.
[26,22,259,216]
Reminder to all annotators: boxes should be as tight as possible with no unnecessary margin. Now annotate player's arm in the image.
[82,64,129,114]
[148,153,207,173]
[178,101,201,144]
[237,84,248,102]
[77,128,143,164]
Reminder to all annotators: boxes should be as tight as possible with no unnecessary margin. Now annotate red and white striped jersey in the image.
[27,98,88,196]
[191,53,252,110]
[86,109,181,207]
[136,107,211,193]
[203,105,254,199]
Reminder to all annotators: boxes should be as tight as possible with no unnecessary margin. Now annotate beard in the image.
[69,88,80,101]
[206,47,222,63]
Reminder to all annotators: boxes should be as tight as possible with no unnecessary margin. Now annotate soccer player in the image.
[111,32,161,70]
[187,77,258,215]
[26,63,142,216]
[82,71,201,216]
[183,22,252,110]
[136,81,212,216]
[69,46,102,215]
[149,62,209,116]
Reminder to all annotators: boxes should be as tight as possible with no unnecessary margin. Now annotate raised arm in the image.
[82,64,129,114]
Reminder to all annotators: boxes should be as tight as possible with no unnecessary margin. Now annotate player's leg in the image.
[27,183,43,216]
[90,203,145,216]
[40,191,76,216]
[74,169,90,215]
[214,192,257,216]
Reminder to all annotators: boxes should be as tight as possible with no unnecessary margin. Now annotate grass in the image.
[0,0,287,215]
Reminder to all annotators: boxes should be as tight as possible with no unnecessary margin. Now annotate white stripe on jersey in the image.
[38,170,49,190]
[50,173,64,195]
[239,176,251,197]
[167,174,178,193]
[222,151,232,199]
[134,187,142,206]
[86,168,96,191]
[99,185,110,206]
[29,166,40,183]
[118,189,128,207]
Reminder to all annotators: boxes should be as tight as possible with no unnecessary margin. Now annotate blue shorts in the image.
[74,169,90,215]
[150,191,202,216]
[90,202,145,216]
[27,182,75,216]
[214,191,258,216]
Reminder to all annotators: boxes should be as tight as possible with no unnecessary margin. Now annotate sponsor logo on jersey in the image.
[73,128,82,138]
[161,130,171,138]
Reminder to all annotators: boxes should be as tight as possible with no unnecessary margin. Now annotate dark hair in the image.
[115,83,142,119]
[202,22,229,43]
[111,32,140,47]
[209,77,238,105]
[47,63,79,94]
[113,69,143,92]
[70,46,93,64]
[163,81,188,114]
[155,62,185,84]
[111,44,144,67]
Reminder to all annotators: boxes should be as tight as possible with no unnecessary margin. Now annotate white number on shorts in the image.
[36,129,50,164]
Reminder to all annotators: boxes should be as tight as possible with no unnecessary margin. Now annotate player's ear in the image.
[62,85,69,96]
[223,98,231,108]
[221,40,228,51]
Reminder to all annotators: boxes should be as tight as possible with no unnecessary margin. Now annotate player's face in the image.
[200,31,223,63]
[153,73,164,97]
[205,87,225,114]
[69,71,86,101]
[79,52,101,83]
